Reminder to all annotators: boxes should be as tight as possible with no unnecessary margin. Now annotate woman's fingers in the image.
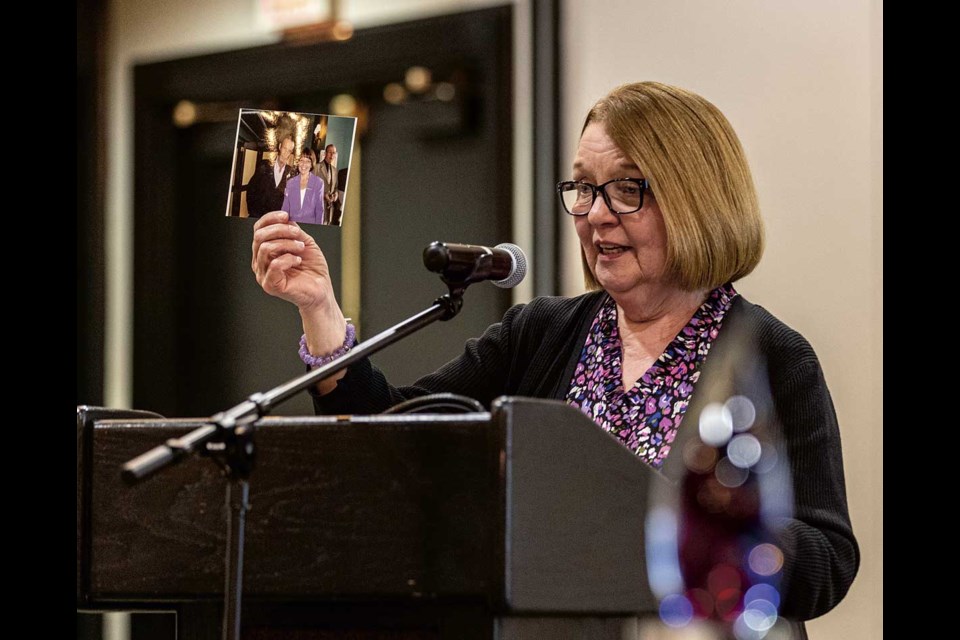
[286,222,312,244]
[254,238,306,275]
[251,211,329,309]
[260,252,302,293]
[253,220,301,247]
[253,210,289,231]
[252,220,302,271]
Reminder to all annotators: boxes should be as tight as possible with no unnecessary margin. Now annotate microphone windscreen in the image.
[492,243,527,289]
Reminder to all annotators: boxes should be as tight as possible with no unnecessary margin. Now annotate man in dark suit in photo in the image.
[246,136,296,218]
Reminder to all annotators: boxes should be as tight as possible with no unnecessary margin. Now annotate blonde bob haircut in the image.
[580,82,764,292]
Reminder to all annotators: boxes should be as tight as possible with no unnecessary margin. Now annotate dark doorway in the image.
[132,8,513,417]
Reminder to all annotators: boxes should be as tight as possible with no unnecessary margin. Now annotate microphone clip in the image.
[435,284,466,321]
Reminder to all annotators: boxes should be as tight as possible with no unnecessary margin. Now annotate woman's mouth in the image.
[596,243,630,258]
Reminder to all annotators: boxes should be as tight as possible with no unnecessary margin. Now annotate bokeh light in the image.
[330,94,357,116]
[683,439,719,474]
[707,564,742,595]
[728,434,763,469]
[744,583,781,610]
[383,82,407,105]
[332,20,354,41]
[725,395,757,432]
[733,612,768,640]
[753,445,779,474]
[172,100,197,128]
[707,564,743,619]
[716,587,742,619]
[748,543,784,577]
[404,66,432,93]
[645,505,684,597]
[715,456,749,488]
[435,82,456,101]
[699,402,734,447]
[659,593,694,628]
[742,597,779,632]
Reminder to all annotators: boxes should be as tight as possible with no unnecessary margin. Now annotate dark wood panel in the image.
[86,417,498,600]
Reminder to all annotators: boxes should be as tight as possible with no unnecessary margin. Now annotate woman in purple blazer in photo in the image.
[281,149,325,225]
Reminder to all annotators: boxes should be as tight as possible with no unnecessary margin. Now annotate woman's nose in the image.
[586,190,618,225]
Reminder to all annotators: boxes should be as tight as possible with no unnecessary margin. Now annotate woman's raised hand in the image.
[252,211,334,312]
[252,211,348,386]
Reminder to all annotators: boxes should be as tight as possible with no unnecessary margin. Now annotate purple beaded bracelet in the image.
[299,323,356,368]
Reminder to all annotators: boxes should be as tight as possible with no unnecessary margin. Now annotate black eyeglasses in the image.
[556,178,650,215]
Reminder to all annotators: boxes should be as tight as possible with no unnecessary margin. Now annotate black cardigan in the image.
[313,292,859,622]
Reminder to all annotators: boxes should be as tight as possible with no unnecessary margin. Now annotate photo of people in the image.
[226,109,357,226]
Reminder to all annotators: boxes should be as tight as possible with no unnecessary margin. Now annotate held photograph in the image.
[226,108,357,226]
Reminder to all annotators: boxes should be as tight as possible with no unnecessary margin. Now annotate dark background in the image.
[81,8,519,417]
[78,2,564,416]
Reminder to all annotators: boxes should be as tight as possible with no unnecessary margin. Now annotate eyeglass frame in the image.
[555,177,651,215]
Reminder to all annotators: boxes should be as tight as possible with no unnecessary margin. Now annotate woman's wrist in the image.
[299,298,348,357]
[299,302,352,394]
[299,323,355,368]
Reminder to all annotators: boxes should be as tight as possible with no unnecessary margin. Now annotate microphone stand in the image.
[121,282,468,640]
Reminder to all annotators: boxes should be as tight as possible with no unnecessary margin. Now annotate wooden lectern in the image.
[77,398,664,639]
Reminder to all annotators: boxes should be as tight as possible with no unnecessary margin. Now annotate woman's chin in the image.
[593,267,637,295]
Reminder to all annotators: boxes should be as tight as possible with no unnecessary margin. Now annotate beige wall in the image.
[560,1,882,638]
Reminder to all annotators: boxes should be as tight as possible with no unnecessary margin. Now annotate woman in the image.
[251,82,858,626]
[280,148,325,225]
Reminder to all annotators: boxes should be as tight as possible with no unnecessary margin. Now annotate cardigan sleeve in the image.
[771,355,860,620]
[311,301,526,415]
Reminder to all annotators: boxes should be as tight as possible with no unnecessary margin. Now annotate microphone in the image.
[423,241,527,288]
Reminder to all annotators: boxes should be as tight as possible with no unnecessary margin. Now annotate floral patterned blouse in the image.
[565,283,737,469]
